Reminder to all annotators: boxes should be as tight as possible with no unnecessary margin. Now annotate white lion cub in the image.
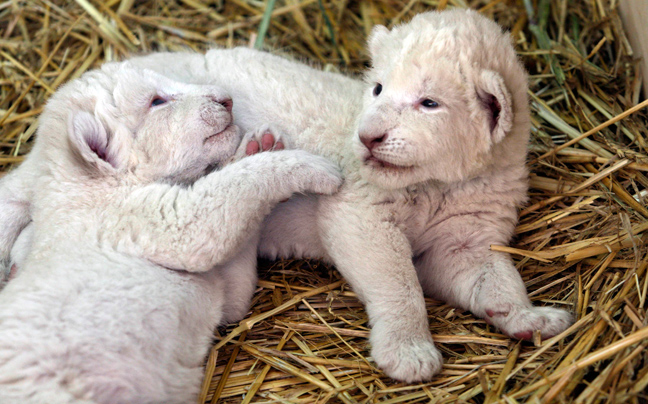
[261,10,574,381]
[259,11,574,380]
[207,10,574,382]
[0,62,341,403]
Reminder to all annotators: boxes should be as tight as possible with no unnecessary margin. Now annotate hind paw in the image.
[232,124,288,161]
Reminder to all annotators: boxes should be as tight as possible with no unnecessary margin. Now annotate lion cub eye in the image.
[150,97,167,107]
[373,83,383,96]
[420,99,439,109]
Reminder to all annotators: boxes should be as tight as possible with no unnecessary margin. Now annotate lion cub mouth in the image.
[365,155,413,170]
[204,124,236,143]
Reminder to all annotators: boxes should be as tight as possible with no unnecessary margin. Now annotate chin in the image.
[205,135,241,164]
[205,125,241,151]
[359,162,425,190]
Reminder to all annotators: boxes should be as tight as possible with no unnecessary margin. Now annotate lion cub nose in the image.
[219,98,233,113]
[200,97,233,127]
[359,133,387,151]
[205,95,233,113]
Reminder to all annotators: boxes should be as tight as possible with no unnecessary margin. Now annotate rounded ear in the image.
[68,111,123,174]
[477,70,513,144]
[368,25,389,57]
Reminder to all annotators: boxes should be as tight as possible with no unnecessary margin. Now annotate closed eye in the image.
[150,97,167,107]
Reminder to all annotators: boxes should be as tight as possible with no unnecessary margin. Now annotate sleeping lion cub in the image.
[0,62,340,403]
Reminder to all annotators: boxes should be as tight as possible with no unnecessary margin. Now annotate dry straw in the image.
[1,0,647,402]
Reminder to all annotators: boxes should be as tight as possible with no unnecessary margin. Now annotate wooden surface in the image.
[619,0,648,97]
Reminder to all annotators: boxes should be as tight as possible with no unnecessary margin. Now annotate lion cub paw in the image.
[288,152,342,196]
[370,327,443,383]
[486,305,573,340]
[233,125,288,161]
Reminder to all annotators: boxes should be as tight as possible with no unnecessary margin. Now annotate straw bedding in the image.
[1,0,647,402]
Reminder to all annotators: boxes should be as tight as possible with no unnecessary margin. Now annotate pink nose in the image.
[359,133,387,151]
[219,98,233,113]
[207,96,233,113]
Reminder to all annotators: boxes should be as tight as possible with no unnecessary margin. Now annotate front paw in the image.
[288,152,342,196]
[370,325,443,383]
[485,305,573,340]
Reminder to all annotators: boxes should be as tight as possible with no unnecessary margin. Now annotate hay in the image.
[1,0,647,402]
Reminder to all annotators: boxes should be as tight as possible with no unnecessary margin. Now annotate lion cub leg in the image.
[416,221,573,340]
[317,196,442,382]
[219,236,259,324]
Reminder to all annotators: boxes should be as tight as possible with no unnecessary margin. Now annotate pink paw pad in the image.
[485,309,509,318]
[513,331,533,340]
[245,140,260,155]
[9,264,18,280]
[261,133,274,151]
[246,132,284,156]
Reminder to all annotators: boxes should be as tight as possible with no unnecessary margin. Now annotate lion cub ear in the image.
[68,111,125,174]
[368,25,390,57]
[477,70,513,144]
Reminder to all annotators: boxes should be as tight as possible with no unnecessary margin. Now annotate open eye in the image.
[150,97,167,107]
[420,99,439,109]
[373,83,383,96]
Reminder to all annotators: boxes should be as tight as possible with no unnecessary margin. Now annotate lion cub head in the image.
[38,62,240,185]
[354,9,530,189]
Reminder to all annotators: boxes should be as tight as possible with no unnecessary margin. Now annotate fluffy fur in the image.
[0,63,341,403]
[233,10,573,382]
[1,9,573,384]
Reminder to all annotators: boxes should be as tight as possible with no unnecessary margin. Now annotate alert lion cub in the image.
[254,10,573,381]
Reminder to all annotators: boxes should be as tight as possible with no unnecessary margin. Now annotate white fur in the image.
[0,63,341,403]
[1,9,573,384]
[233,10,572,382]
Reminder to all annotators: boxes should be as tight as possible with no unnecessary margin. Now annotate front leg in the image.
[219,235,259,324]
[416,215,573,340]
[112,150,341,272]
[318,195,442,382]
